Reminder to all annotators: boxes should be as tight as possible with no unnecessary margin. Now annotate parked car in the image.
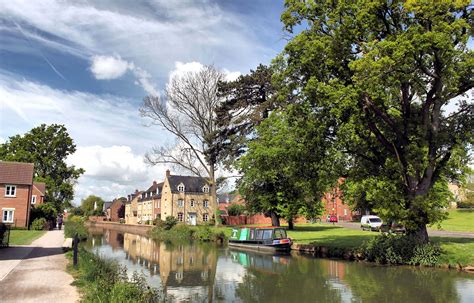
[380,221,406,234]
[329,215,338,223]
[360,215,383,231]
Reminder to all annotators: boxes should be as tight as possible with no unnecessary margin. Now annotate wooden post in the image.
[73,234,78,267]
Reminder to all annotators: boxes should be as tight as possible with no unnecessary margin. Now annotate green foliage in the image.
[30,202,58,228]
[363,234,440,266]
[238,106,340,226]
[163,216,178,230]
[31,218,47,230]
[278,0,473,238]
[149,224,227,242]
[80,195,105,216]
[69,248,161,302]
[0,124,84,212]
[227,203,246,216]
[216,64,278,167]
[64,216,88,240]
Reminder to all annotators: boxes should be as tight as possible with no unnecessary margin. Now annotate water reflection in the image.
[86,227,474,303]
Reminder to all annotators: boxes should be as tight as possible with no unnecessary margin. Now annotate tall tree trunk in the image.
[288,218,294,230]
[411,224,429,243]
[210,164,219,227]
[270,211,280,227]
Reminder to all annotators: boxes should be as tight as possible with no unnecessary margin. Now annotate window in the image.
[178,212,183,222]
[177,199,184,207]
[177,184,185,192]
[202,185,209,193]
[203,213,208,222]
[274,229,287,239]
[175,272,183,280]
[344,209,348,216]
[263,229,273,240]
[256,229,264,240]
[31,195,37,204]
[190,199,195,207]
[5,185,16,197]
[177,256,184,265]
[203,200,209,208]
[2,209,14,223]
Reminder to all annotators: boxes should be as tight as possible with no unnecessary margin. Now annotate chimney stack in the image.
[166,169,171,177]
[153,180,157,185]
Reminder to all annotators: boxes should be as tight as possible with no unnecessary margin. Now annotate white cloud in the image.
[1,0,277,82]
[0,74,173,203]
[90,55,159,95]
[90,55,130,80]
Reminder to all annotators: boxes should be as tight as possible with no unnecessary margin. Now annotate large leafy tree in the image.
[216,64,278,167]
[0,124,84,211]
[279,0,473,241]
[238,105,340,228]
[80,195,105,216]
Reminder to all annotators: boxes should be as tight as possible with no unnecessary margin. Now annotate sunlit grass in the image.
[9,230,46,245]
[430,209,474,232]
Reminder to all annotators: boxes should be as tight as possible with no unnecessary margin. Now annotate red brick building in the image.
[109,197,126,222]
[32,182,46,205]
[0,161,34,228]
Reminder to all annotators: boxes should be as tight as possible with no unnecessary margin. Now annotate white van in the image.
[360,215,383,231]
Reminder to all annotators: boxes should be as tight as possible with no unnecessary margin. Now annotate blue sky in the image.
[0,0,288,204]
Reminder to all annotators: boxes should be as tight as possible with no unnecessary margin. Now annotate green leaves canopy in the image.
[0,124,84,211]
[279,0,473,238]
[237,105,341,226]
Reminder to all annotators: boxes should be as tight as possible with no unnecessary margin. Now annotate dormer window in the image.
[177,183,185,192]
[202,185,209,193]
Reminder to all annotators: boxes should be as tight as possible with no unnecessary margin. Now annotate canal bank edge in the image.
[85,221,473,273]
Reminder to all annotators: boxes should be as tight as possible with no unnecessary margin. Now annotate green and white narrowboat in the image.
[228,226,292,252]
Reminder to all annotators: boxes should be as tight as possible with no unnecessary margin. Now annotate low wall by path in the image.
[86,221,153,236]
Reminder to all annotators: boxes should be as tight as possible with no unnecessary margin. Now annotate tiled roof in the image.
[139,182,163,201]
[168,175,210,193]
[33,182,46,195]
[0,161,34,185]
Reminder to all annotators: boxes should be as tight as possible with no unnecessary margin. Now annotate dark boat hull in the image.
[228,241,292,253]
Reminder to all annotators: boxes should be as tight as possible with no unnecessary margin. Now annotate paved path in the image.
[0,230,79,303]
[337,222,474,238]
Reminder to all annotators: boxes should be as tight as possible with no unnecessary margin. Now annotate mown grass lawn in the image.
[9,230,46,245]
[430,209,474,232]
[287,224,377,247]
[432,237,474,267]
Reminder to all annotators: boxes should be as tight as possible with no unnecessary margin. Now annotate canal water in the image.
[86,226,474,303]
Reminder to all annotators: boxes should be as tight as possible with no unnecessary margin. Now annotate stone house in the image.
[0,161,34,228]
[137,181,163,224]
[125,190,141,224]
[160,170,214,225]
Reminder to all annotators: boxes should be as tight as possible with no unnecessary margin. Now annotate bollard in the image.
[73,234,79,267]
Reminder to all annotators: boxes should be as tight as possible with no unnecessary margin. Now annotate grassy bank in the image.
[282,224,474,268]
[430,209,474,232]
[67,247,163,302]
[9,230,46,245]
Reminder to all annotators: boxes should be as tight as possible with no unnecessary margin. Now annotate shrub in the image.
[31,218,47,230]
[163,216,178,230]
[227,204,246,216]
[363,234,440,266]
[152,218,163,226]
[64,216,88,240]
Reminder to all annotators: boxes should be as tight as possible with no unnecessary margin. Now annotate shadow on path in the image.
[0,246,64,261]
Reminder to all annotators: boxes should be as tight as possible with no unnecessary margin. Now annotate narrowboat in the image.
[228,226,292,252]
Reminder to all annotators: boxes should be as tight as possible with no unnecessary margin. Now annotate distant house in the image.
[103,201,113,220]
[109,198,126,222]
[0,161,35,228]
[137,181,163,224]
[125,190,141,224]
[32,182,46,205]
[160,170,214,225]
